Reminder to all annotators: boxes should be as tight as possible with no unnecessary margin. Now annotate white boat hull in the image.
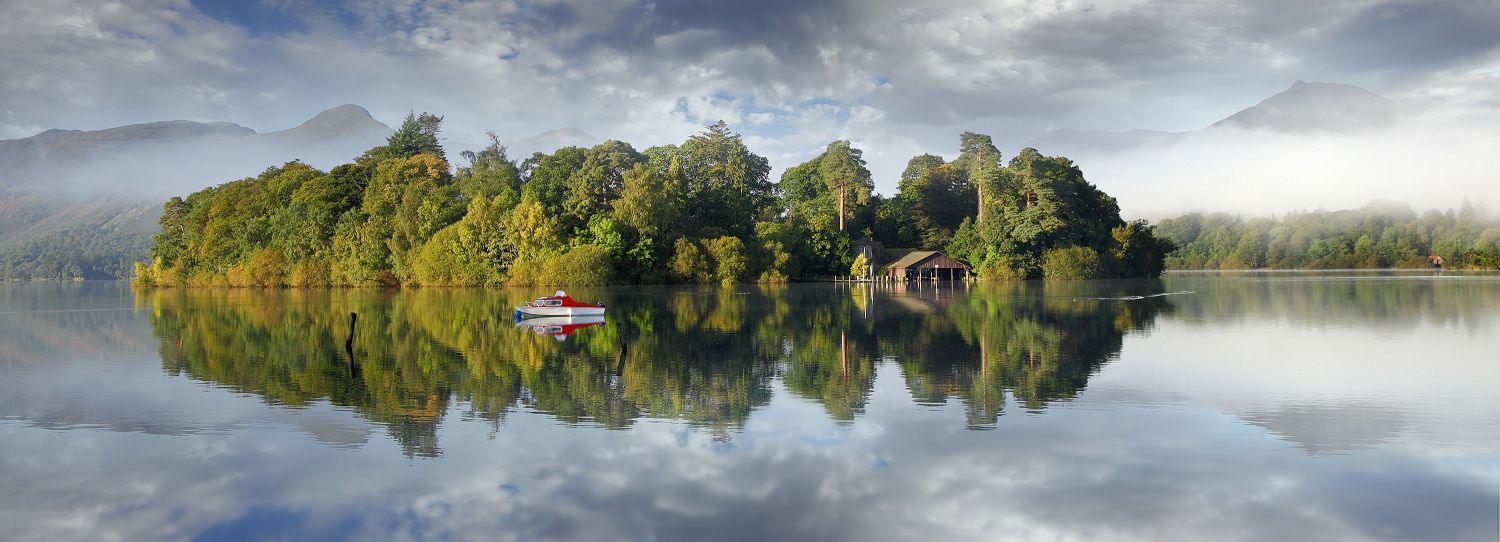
[514,306,605,317]
[516,315,606,327]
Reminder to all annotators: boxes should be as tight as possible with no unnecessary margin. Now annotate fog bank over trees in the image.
[1026,82,1500,219]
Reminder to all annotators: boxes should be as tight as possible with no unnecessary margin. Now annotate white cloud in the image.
[2,0,1497,202]
[1079,107,1500,219]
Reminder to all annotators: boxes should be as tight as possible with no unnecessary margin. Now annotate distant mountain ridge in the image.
[262,104,393,144]
[1027,81,1399,156]
[0,105,391,280]
[1211,81,1395,132]
[0,121,254,173]
[1027,128,1185,155]
[508,127,603,157]
[0,104,392,194]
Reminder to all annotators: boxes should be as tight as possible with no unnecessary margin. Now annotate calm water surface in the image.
[1,272,1497,541]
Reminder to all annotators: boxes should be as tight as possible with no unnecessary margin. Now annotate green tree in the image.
[957,132,1001,224]
[819,141,872,232]
[505,200,563,261]
[675,121,774,238]
[520,146,587,220]
[612,163,683,239]
[563,140,645,227]
[1042,246,1102,279]
[850,252,871,279]
[897,156,972,249]
[670,238,710,283]
[151,196,188,267]
[376,112,447,162]
[455,131,521,199]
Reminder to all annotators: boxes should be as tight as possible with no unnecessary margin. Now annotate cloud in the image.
[2,279,1498,541]
[1313,0,1500,75]
[1,0,1497,199]
[1074,107,1500,219]
[5,385,1496,542]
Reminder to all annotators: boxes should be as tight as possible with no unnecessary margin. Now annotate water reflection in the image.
[137,281,1174,453]
[1166,271,1499,332]
[515,315,606,340]
[2,275,1497,541]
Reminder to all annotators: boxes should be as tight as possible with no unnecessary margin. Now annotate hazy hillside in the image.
[1021,81,1495,218]
[0,121,254,165]
[1210,81,1395,132]
[0,105,391,280]
[0,193,158,279]
[1026,80,1397,156]
[1026,128,1184,155]
[0,104,391,195]
[508,127,602,158]
[261,104,392,144]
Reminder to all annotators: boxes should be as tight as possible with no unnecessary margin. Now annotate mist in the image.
[4,137,375,202]
[1067,110,1500,220]
[16,115,1498,223]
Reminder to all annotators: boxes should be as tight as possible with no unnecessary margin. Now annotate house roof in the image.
[884,250,969,270]
[885,250,937,269]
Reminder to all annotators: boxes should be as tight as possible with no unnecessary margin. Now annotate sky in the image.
[1,0,1498,214]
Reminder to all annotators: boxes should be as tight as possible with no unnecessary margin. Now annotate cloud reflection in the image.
[0,277,1496,541]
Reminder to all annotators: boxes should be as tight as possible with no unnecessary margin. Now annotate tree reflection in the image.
[886,280,1174,428]
[140,281,1176,453]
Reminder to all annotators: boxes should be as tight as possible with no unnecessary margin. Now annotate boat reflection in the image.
[516,315,606,341]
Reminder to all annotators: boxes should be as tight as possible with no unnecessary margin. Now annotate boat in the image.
[514,290,606,318]
[515,315,605,341]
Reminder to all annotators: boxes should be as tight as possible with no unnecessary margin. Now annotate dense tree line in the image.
[141,281,1171,454]
[1157,200,1500,270]
[1,228,150,280]
[134,114,1172,287]
[900,134,1173,280]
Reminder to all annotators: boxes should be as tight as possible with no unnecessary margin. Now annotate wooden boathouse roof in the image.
[883,250,970,271]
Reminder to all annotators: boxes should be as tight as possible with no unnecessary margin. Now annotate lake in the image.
[1,272,1497,541]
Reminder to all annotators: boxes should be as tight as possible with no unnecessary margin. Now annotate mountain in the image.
[1026,128,1184,155]
[0,104,391,194]
[0,193,158,279]
[508,127,602,157]
[1210,81,1395,132]
[0,105,391,280]
[0,121,254,180]
[1026,81,1397,156]
[261,104,391,144]
[8,120,254,155]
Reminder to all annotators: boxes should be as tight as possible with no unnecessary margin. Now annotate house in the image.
[883,250,970,280]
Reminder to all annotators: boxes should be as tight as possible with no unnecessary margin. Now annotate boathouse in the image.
[883,250,970,280]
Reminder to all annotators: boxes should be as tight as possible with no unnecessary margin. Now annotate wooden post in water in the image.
[345,312,359,377]
[981,328,989,374]
[840,330,848,378]
[615,342,629,376]
[345,312,357,354]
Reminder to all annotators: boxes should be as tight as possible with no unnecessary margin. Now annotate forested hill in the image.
[1157,201,1500,270]
[0,193,157,280]
[135,114,1174,287]
[0,104,391,194]
[0,104,393,281]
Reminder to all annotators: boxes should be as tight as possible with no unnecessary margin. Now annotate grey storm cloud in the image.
[1314,0,1500,74]
[1,0,1497,202]
[7,0,1495,125]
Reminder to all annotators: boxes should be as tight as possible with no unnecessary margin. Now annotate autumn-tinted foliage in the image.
[136,116,1174,286]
